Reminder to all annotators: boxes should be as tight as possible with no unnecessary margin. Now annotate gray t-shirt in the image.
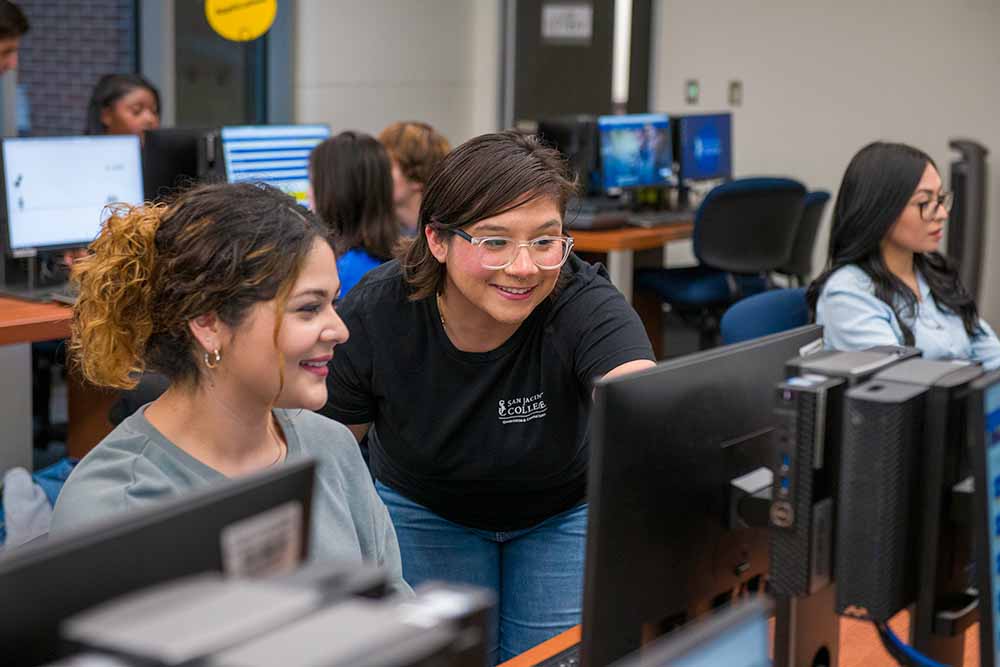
[51,407,410,596]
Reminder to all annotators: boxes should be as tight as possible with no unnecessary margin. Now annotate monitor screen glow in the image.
[983,380,1000,665]
[597,113,672,191]
[221,124,331,205]
[678,113,732,182]
[669,610,770,666]
[3,135,143,253]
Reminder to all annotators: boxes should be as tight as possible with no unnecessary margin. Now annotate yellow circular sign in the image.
[205,0,277,42]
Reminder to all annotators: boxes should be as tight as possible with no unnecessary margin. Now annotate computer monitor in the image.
[536,115,600,196]
[220,124,331,205]
[582,324,822,666]
[675,113,732,183]
[610,597,772,667]
[0,459,317,667]
[597,113,673,192]
[142,127,210,202]
[970,369,1000,667]
[0,135,143,255]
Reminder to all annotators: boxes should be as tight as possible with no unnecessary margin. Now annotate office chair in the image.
[636,177,807,349]
[778,190,831,287]
[719,287,809,345]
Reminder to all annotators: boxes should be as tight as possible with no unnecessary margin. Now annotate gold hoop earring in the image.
[203,349,222,369]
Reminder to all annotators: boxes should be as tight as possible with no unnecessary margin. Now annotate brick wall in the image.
[16,0,137,136]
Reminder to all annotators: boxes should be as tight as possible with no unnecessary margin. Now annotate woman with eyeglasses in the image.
[323,131,655,663]
[807,141,1000,368]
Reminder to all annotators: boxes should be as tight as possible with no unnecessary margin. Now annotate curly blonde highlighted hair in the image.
[70,182,332,390]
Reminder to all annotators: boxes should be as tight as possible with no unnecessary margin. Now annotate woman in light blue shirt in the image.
[808,142,1000,369]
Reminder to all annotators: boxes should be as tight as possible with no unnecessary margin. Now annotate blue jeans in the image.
[376,480,587,664]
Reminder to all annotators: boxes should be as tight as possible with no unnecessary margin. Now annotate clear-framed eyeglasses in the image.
[451,229,574,270]
[917,191,954,222]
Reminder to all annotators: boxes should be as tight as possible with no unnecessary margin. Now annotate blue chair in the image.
[720,288,809,345]
[779,190,831,287]
[637,177,807,349]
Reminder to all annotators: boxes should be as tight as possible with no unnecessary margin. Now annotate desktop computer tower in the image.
[771,347,920,597]
[835,379,927,621]
[871,359,983,663]
[769,375,844,596]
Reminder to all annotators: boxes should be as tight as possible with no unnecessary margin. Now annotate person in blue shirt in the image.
[309,132,398,296]
[808,141,1000,369]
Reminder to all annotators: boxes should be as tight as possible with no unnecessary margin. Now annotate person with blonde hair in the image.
[50,182,409,595]
[378,121,450,235]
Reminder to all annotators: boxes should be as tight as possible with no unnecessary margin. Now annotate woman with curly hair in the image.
[50,182,410,595]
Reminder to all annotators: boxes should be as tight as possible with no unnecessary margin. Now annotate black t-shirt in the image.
[323,255,654,531]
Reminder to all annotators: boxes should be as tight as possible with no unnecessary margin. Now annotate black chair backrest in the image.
[693,177,807,273]
[780,190,831,279]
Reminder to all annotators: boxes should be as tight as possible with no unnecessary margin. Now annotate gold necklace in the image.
[436,293,447,330]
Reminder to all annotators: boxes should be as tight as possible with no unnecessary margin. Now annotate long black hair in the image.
[308,131,398,261]
[806,141,981,345]
[85,73,160,135]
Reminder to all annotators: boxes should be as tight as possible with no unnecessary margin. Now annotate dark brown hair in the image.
[400,131,577,300]
[309,131,398,260]
[378,121,451,186]
[70,182,331,389]
[85,73,161,135]
[806,142,981,343]
[0,1,28,40]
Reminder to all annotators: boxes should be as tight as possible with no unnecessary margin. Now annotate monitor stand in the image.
[0,254,71,301]
[773,584,840,667]
[676,184,692,211]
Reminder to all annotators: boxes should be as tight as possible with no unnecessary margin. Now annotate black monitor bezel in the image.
[609,595,773,666]
[0,135,143,256]
[970,368,1000,667]
[0,458,316,666]
[582,324,822,666]
[141,126,212,202]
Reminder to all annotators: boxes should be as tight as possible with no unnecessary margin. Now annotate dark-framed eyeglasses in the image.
[916,192,954,222]
[451,229,574,270]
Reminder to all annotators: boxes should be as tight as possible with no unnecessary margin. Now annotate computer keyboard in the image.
[626,209,694,228]
[534,642,579,667]
[49,286,78,305]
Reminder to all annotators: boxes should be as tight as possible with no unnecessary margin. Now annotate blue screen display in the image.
[984,381,1000,665]
[678,113,732,182]
[221,124,330,205]
[670,608,770,667]
[597,113,672,191]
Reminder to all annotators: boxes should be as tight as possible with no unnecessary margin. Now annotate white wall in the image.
[293,0,500,146]
[651,0,1000,324]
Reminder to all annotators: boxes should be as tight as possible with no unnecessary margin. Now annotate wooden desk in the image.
[0,297,115,471]
[499,612,980,667]
[0,296,72,345]
[569,221,694,304]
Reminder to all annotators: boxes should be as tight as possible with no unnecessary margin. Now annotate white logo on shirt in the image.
[498,392,547,425]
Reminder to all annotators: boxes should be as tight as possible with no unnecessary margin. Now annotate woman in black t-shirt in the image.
[325,131,655,664]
